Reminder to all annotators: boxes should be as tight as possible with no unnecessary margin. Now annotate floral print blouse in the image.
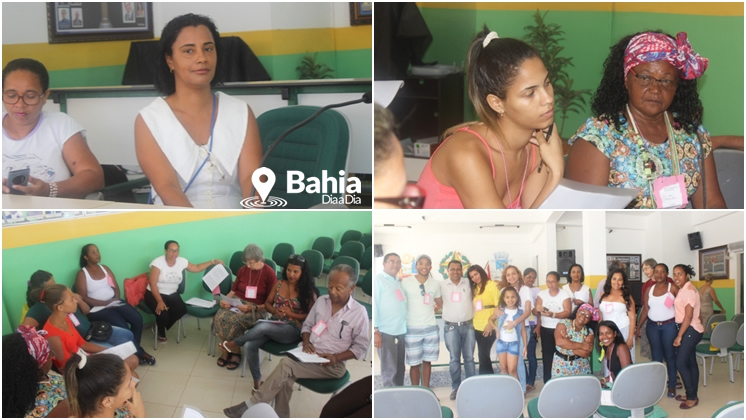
[569,114,712,209]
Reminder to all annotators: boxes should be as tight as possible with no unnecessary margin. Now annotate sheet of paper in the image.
[374,80,404,108]
[283,345,330,363]
[99,341,137,360]
[90,300,125,313]
[257,319,286,325]
[182,405,205,418]
[185,297,216,308]
[220,294,243,308]
[600,389,613,406]
[538,178,638,209]
[203,264,229,293]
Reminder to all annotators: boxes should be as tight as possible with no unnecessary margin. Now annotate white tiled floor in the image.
[374,337,745,418]
[135,284,372,418]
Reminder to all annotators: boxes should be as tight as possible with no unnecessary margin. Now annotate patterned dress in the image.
[551,319,592,378]
[25,372,131,418]
[568,115,712,209]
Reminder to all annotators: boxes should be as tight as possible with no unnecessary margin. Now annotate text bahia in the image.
[287,170,361,194]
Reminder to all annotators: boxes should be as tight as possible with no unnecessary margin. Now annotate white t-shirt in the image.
[139,92,248,209]
[401,276,441,327]
[537,288,570,329]
[562,283,591,311]
[148,255,189,295]
[3,111,85,182]
[500,308,519,342]
[517,285,533,327]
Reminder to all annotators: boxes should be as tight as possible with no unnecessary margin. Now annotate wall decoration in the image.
[606,254,642,282]
[438,251,471,280]
[398,253,415,279]
[46,2,154,44]
[699,245,729,280]
[488,252,512,281]
[349,2,371,26]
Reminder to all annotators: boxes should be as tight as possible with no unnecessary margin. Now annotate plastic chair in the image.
[242,402,279,418]
[596,362,666,418]
[256,106,350,209]
[702,314,727,342]
[137,269,186,350]
[359,233,372,249]
[456,375,523,418]
[729,324,744,372]
[527,375,601,418]
[271,243,295,272]
[374,386,451,418]
[712,400,744,418]
[732,313,744,327]
[696,321,738,386]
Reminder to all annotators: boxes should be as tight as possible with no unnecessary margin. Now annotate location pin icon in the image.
[251,167,276,203]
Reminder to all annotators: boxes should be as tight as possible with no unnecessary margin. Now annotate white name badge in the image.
[451,291,461,302]
[474,300,483,311]
[68,313,81,327]
[423,293,431,305]
[312,320,327,336]
[653,175,687,209]
[245,286,258,300]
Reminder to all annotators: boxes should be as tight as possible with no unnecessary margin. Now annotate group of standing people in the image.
[374,252,712,411]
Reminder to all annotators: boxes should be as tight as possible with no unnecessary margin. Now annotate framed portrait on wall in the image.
[699,245,729,280]
[606,253,642,282]
[46,2,154,43]
[349,2,372,26]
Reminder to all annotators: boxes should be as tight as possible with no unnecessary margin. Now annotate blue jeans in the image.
[524,325,538,386]
[647,320,678,389]
[88,301,146,357]
[676,325,703,400]
[90,326,135,348]
[443,322,475,390]
[234,322,301,382]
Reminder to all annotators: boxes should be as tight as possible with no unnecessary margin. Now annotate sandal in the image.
[226,354,241,370]
[140,354,156,365]
[679,398,698,409]
[251,381,263,395]
[217,357,228,367]
[220,340,240,354]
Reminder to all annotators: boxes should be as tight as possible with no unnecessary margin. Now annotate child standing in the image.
[493,286,527,391]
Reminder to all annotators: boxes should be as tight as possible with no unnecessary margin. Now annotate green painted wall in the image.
[419,7,743,138]
[2,211,371,334]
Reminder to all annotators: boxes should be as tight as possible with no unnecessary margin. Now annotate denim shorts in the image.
[495,339,519,356]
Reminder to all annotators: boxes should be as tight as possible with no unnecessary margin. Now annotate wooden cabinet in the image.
[388,73,464,142]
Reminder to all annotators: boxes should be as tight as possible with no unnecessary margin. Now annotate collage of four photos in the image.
[2,2,744,419]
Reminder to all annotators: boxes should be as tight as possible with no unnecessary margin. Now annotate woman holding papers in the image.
[40,284,140,375]
[213,244,277,369]
[74,244,154,365]
[219,254,318,392]
[144,240,223,343]
[566,31,725,208]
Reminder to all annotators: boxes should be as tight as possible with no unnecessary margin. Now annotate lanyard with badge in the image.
[626,104,687,208]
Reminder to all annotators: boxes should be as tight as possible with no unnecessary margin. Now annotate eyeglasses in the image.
[629,68,678,90]
[577,311,590,319]
[2,91,43,106]
[419,283,425,296]
[288,254,306,264]
[374,183,426,209]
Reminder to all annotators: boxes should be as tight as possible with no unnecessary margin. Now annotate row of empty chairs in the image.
[696,321,744,386]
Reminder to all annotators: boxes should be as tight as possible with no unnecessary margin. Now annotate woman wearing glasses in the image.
[212,244,277,370]
[2,58,104,197]
[219,254,318,393]
[567,31,726,208]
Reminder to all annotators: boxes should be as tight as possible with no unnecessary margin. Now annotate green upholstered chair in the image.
[296,369,351,397]
[271,243,295,274]
[301,249,324,281]
[729,323,743,372]
[338,241,364,263]
[355,270,372,360]
[360,233,372,249]
[264,258,277,273]
[358,246,372,284]
[702,314,727,342]
[333,230,362,258]
[256,106,349,209]
[712,400,744,418]
[312,236,336,274]
[328,256,360,287]
[229,251,243,276]
[240,339,300,378]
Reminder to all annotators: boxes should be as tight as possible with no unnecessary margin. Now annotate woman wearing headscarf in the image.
[567,31,726,208]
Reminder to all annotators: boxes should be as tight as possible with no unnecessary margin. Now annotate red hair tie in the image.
[40,289,46,302]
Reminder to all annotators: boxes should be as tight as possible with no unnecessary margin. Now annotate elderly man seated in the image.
[223,264,369,418]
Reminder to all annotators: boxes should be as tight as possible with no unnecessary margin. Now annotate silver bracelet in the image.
[48,182,58,197]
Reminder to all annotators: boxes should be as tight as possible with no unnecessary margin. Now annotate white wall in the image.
[2,2,349,44]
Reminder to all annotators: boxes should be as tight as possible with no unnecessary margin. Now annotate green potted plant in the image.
[296,52,334,79]
[523,10,590,138]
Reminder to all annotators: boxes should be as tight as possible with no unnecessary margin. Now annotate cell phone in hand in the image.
[544,124,554,142]
[5,168,30,195]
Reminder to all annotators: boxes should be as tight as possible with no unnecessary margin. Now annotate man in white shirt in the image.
[439,260,475,400]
